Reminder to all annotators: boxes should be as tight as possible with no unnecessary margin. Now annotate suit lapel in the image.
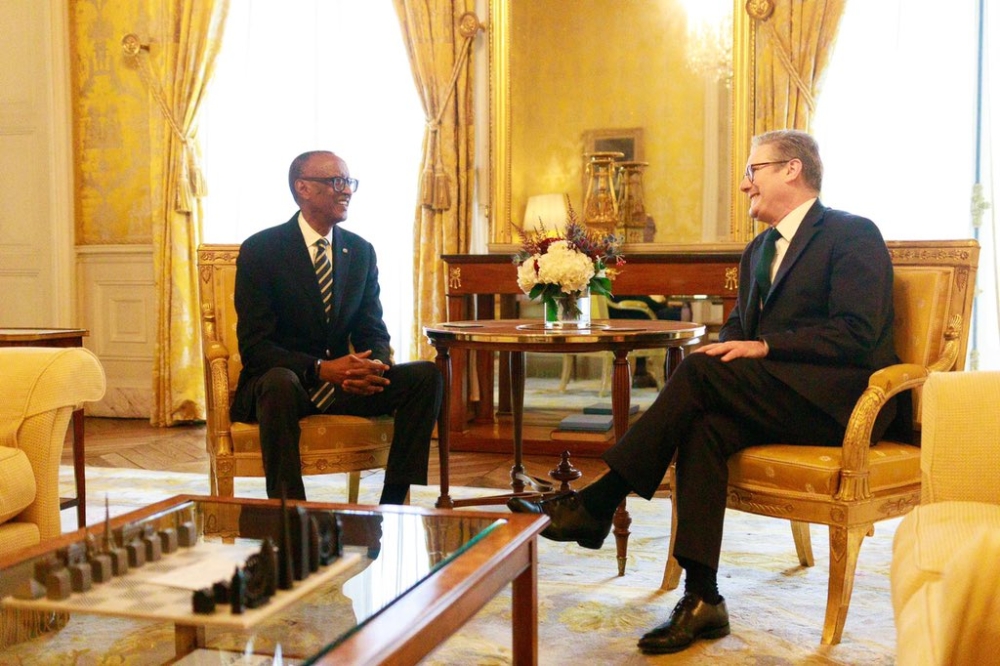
[766,201,826,302]
[283,217,329,326]
[331,226,351,324]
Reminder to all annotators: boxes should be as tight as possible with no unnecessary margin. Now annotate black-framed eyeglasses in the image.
[298,176,359,192]
[744,160,791,183]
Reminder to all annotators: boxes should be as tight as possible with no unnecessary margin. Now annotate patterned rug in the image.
[2,467,898,664]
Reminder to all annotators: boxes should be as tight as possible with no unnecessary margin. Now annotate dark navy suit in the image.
[604,201,903,569]
[231,214,441,499]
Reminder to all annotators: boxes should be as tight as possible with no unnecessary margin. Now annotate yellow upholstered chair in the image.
[0,347,105,648]
[196,245,393,502]
[891,371,1000,665]
[0,347,105,556]
[660,239,980,645]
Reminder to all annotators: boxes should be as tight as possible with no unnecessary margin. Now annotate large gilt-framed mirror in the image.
[487,0,757,252]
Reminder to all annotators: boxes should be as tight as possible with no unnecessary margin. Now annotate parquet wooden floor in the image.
[64,417,608,491]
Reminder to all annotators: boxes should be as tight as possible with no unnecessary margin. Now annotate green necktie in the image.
[755,227,780,295]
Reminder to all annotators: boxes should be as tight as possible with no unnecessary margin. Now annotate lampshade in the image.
[522,193,570,233]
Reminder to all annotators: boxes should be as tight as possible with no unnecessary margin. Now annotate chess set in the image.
[0,497,362,630]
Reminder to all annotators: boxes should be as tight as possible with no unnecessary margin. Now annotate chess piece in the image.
[86,533,113,583]
[230,567,247,614]
[193,588,216,614]
[125,539,146,568]
[46,569,72,600]
[178,521,198,547]
[213,580,231,604]
[142,525,162,561]
[158,527,179,553]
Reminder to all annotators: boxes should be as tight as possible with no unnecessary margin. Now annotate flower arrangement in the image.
[512,205,625,320]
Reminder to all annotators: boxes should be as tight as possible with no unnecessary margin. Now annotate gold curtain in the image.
[752,0,846,132]
[149,0,229,425]
[393,0,477,360]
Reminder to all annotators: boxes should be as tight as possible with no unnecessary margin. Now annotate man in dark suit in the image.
[509,130,903,653]
[231,150,442,505]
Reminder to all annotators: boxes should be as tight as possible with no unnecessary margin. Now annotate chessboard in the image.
[2,539,362,630]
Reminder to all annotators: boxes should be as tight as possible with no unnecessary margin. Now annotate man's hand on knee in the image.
[693,340,768,361]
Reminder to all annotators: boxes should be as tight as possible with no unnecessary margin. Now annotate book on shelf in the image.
[582,401,639,416]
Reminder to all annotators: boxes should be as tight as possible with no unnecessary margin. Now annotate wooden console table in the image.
[0,328,89,528]
[440,251,741,456]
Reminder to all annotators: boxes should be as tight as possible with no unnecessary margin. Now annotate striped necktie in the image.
[310,238,336,410]
[755,227,780,296]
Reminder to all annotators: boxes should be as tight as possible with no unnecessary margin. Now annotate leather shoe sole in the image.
[638,593,730,654]
[507,492,612,549]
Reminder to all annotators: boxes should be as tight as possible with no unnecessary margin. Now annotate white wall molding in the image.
[77,245,156,418]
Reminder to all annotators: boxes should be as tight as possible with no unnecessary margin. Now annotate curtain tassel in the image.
[432,168,451,211]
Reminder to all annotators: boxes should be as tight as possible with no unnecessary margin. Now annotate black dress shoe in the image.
[637,593,730,654]
[506,492,612,549]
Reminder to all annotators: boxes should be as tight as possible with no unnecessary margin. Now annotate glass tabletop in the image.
[0,495,504,664]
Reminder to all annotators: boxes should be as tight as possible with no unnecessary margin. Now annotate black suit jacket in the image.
[719,201,901,432]
[230,214,391,422]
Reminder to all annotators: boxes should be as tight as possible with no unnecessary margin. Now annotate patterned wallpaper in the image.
[70,0,161,245]
[511,0,712,243]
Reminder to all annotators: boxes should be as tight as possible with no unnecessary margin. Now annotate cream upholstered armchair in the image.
[197,245,393,501]
[0,347,105,556]
[658,239,980,645]
[891,371,1000,665]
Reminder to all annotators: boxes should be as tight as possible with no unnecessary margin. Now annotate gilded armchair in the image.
[196,245,393,501]
[659,239,980,645]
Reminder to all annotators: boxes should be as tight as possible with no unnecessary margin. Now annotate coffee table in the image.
[0,495,548,665]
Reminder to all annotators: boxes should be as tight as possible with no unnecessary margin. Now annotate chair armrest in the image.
[836,363,929,502]
[204,340,236,456]
[837,316,967,502]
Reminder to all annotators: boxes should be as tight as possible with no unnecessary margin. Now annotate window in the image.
[201,1,424,359]
[812,0,997,369]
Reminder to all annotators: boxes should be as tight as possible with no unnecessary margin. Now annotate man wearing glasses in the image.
[231,150,442,505]
[509,130,906,653]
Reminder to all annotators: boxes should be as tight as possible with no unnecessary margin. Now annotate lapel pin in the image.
[342,248,348,253]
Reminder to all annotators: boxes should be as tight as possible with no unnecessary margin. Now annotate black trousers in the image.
[602,352,845,571]
[245,361,442,500]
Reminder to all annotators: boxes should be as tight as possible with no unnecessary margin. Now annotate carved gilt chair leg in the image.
[209,457,219,496]
[790,520,815,567]
[348,471,361,504]
[822,523,870,645]
[217,463,235,498]
[661,497,682,590]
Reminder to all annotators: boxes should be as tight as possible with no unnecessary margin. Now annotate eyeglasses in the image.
[298,176,359,192]
[744,160,791,183]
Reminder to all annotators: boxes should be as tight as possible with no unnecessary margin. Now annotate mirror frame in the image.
[486,0,758,252]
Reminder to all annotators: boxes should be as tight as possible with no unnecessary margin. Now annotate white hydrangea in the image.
[517,257,541,293]
[534,241,595,294]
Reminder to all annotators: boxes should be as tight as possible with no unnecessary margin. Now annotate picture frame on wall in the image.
[582,127,644,162]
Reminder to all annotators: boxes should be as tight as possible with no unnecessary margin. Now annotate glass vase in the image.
[544,288,592,329]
